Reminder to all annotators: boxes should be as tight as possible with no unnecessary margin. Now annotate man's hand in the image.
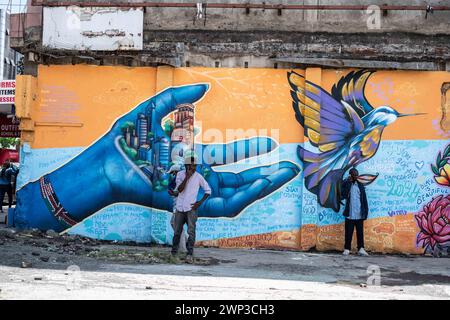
[191,201,201,211]
[191,193,210,211]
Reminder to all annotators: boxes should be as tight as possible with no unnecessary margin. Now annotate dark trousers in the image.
[344,218,365,250]
[172,210,197,255]
[0,184,12,211]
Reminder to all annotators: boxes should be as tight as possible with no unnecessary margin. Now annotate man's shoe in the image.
[358,248,369,256]
[342,249,350,256]
[185,254,194,264]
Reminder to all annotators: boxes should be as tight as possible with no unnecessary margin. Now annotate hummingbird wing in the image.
[288,71,365,154]
[331,70,374,118]
[288,71,321,148]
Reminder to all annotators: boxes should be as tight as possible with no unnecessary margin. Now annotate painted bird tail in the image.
[297,145,346,212]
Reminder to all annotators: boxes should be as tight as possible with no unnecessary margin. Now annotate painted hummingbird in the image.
[288,70,424,212]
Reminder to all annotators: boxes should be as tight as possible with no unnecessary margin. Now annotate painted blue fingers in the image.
[197,137,277,167]
[110,84,209,135]
[217,161,299,188]
[153,84,209,125]
[198,161,300,218]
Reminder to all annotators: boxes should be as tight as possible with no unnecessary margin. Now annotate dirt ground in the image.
[0,225,449,300]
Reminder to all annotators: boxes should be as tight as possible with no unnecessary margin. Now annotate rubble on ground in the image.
[0,227,219,266]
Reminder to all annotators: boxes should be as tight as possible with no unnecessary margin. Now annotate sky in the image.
[0,0,27,14]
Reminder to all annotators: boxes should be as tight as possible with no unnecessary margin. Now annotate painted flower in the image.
[434,163,450,187]
[415,195,450,250]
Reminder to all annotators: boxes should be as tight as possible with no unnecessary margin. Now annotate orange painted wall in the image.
[31,65,157,149]
[27,66,449,149]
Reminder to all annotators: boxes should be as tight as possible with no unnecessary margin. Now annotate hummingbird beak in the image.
[398,112,426,117]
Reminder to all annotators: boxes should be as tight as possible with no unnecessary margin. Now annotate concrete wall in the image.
[12,65,450,254]
[10,1,450,71]
[143,0,450,34]
[39,0,450,34]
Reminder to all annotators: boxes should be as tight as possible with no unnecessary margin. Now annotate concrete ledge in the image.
[273,57,441,71]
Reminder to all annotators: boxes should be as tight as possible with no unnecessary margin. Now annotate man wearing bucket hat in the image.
[171,155,211,263]
[167,163,188,253]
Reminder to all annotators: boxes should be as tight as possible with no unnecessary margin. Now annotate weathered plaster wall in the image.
[39,0,450,34]
[11,1,450,71]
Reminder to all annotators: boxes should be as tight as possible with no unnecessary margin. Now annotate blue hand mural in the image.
[288,70,423,212]
[14,84,300,232]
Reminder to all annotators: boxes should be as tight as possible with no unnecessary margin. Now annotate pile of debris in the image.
[0,227,224,266]
[0,228,103,255]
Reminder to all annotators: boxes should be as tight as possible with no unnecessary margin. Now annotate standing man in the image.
[0,161,14,213]
[341,168,369,256]
[171,157,211,263]
[167,164,188,253]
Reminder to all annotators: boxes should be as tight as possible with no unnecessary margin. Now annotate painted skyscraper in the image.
[171,103,194,153]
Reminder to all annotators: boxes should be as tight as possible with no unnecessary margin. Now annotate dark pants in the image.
[172,210,197,255]
[344,218,365,250]
[0,184,12,211]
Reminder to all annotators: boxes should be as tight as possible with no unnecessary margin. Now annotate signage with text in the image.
[0,114,20,138]
[0,80,15,104]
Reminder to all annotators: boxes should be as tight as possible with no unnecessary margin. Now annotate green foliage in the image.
[119,137,137,160]
[153,181,164,192]
[432,144,450,175]
[163,119,174,136]
[120,121,135,134]
[202,167,211,179]
[0,138,19,149]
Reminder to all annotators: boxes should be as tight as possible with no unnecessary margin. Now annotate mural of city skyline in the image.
[119,103,195,191]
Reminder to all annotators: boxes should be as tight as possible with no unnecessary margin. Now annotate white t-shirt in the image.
[175,170,211,212]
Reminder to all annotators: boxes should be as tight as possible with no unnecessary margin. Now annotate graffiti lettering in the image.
[386,179,420,201]
[387,210,407,217]
[417,188,450,205]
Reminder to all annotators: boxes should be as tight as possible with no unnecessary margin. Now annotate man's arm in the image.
[5,168,12,184]
[191,175,211,211]
[176,171,192,194]
[174,171,185,193]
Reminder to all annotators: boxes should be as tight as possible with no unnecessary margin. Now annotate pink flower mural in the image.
[415,195,450,251]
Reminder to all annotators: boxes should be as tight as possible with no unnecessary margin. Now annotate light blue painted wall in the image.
[16,139,449,243]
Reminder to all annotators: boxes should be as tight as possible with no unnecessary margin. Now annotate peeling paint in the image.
[42,6,143,51]
[82,29,127,38]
